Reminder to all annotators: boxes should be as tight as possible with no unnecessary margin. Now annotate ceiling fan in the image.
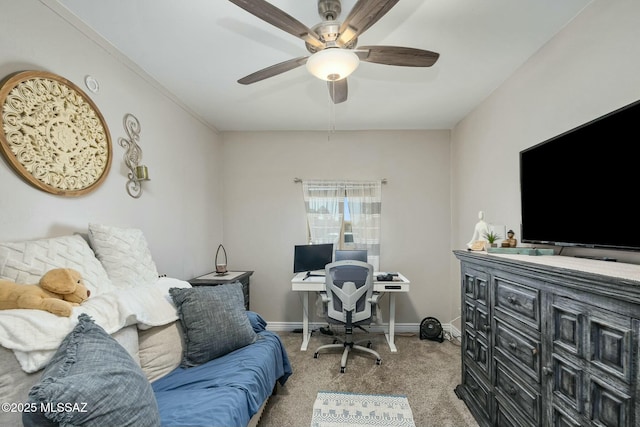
[229,0,440,103]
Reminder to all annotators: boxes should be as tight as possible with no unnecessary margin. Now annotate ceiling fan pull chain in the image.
[331,85,335,133]
[327,86,336,141]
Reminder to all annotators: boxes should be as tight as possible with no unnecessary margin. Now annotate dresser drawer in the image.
[464,268,489,306]
[495,360,541,424]
[588,376,633,427]
[465,300,490,339]
[494,277,540,331]
[495,396,534,427]
[463,366,491,421]
[552,406,582,427]
[464,329,490,377]
[495,319,541,382]
[552,295,635,384]
[550,353,584,414]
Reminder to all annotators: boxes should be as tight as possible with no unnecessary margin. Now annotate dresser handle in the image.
[482,324,490,332]
[507,295,518,305]
[542,366,553,376]
[508,386,518,396]
[509,342,518,350]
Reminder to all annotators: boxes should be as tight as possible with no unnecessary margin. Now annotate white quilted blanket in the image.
[0,277,191,373]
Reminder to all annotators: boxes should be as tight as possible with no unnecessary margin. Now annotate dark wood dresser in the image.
[454,250,639,427]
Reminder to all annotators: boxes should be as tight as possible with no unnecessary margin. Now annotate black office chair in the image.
[313,260,381,373]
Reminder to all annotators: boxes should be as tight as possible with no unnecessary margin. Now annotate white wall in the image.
[450,0,640,321]
[222,130,451,324]
[0,0,223,280]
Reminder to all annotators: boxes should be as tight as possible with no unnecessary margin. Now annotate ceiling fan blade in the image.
[327,78,348,104]
[337,0,399,47]
[228,0,324,50]
[238,56,309,85]
[357,46,440,67]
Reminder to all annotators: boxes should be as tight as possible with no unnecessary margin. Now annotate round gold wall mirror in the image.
[0,71,112,196]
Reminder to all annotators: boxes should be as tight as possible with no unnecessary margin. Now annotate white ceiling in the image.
[55,0,592,132]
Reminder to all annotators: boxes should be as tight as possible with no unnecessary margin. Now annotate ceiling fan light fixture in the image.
[306,48,359,81]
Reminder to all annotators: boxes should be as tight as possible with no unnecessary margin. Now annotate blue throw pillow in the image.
[246,310,267,333]
[169,282,258,367]
[23,314,160,427]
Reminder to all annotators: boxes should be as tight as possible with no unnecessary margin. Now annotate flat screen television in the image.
[335,249,368,263]
[520,99,640,251]
[293,243,333,275]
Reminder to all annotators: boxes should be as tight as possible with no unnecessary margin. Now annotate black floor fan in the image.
[420,317,444,342]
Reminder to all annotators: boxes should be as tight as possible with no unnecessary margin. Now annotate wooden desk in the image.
[291,272,410,352]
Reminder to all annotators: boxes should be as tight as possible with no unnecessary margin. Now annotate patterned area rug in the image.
[311,391,416,427]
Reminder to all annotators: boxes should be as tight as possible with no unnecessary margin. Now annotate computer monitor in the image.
[293,244,333,277]
[335,249,368,263]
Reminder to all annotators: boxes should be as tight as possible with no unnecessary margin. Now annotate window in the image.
[301,180,381,270]
[342,198,354,247]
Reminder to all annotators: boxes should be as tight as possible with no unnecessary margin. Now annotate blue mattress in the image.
[153,318,291,427]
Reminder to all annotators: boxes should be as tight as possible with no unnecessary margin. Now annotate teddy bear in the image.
[0,268,91,317]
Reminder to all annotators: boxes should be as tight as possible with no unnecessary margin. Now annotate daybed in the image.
[0,226,292,427]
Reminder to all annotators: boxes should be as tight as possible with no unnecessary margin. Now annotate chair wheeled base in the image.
[314,334,382,373]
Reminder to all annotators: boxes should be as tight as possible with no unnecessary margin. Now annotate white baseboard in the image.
[447,323,461,342]
[266,321,461,343]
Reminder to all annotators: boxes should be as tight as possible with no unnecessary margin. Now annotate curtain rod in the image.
[293,178,387,184]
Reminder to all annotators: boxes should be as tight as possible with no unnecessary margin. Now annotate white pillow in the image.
[112,325,141,367]
[0,234,114,296]
[88,223,159,289]
[138,321,184,382]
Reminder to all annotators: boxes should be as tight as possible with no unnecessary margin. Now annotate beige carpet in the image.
[258,331,479,427]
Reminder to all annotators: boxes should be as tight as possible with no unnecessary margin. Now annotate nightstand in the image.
[188,271,253,310]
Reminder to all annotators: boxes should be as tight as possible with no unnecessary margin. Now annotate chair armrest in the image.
[368,292,381,305]
[319,291,330,303]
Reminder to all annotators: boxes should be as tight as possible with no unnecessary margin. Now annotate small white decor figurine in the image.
[467,210,490,249]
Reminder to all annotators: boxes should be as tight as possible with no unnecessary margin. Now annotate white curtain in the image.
[302,181,345,246]
[346,181,382,271]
